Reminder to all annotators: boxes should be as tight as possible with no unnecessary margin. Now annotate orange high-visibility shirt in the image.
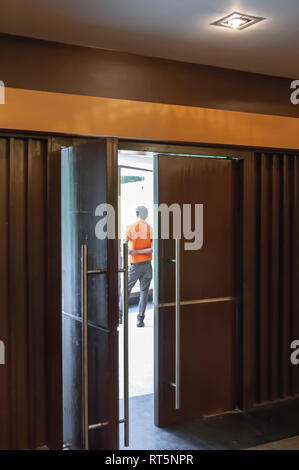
[126,220,153,263]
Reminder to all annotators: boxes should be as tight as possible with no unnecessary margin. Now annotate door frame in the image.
[48,137,251,445]
[118,140,255,412]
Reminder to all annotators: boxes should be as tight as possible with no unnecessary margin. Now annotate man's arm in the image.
[129,243,153,256]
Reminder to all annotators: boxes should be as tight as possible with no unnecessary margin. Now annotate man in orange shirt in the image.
[124,205,153,327]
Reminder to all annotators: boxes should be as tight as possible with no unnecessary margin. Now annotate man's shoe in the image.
[137,321,145,328]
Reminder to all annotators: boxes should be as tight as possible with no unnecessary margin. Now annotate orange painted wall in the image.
[0,87,299,149]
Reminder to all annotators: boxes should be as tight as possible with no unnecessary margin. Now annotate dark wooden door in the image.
[61,139,119,449]
[154,154,241,426]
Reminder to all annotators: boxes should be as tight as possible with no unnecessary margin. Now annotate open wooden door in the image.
[61,139,119,449]
[154,154,242,426]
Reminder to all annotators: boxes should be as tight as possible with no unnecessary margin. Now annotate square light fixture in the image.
[211,11,265,31]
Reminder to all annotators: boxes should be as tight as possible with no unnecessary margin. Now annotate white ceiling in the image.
[0,0,298,78]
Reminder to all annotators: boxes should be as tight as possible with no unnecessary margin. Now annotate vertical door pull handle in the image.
[82,244,89,450]
[118,242,129,446]
[171,239,181,410]
[122,242,129,446]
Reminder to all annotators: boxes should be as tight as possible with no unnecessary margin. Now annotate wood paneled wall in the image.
[0,134,89,450]
[0,136,48,449]
[255,152,299,404]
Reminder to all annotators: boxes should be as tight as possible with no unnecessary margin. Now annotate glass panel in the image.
[87,273,108,328]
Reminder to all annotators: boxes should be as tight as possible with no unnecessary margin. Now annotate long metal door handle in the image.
[175,238,181,410]
[82,245,114,449]
[82,244,89,450]
[83,243,129,448]
[122,242,129,446]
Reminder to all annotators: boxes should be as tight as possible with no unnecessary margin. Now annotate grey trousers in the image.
[127,261,153,322]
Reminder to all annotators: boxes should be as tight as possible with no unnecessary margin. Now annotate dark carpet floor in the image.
[119,394,299,450]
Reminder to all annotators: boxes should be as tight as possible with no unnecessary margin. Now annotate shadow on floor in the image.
[120,394,299,450]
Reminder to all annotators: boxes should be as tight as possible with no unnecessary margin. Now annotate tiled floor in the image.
[119,304,153,399]
[248,436,299,450]
[120,394,299,450]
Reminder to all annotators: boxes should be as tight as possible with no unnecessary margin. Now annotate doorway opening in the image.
[60,139,247,450]
[118,150,155,449]
[117,147,244,450]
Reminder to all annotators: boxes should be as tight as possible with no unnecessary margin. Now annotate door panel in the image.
[155,154,239,426]
[61,139,119,450]
[158,303,235,422]
[62,315,83,449]
[88,326,119,450]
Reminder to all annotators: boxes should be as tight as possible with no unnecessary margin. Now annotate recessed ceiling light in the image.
[211,12,265,31]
